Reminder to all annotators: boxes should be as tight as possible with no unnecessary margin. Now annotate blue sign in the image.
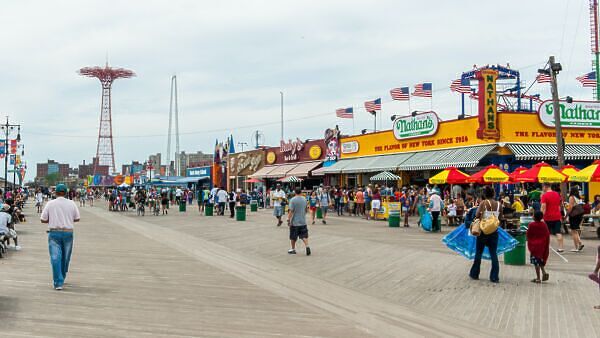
[186,166,210,178]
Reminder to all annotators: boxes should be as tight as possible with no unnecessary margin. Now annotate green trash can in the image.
[520,216,533,230]
[504,229,527,265]
[388,210,400,227]
[236,206,246,221]
[205,203,214,216]
[316,207,323,219]
[250,200,258,212]
[179,200,186,212]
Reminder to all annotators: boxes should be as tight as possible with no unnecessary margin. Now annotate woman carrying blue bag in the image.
[442,192,518,262]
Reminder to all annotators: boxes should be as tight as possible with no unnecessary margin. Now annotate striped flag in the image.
[450,78,471,94]
[576,71,597,87]
[535,73,552,83]
[364,98,381,112]
[390,87,410,101]
[335,107,354,118]
[412,83,432,97]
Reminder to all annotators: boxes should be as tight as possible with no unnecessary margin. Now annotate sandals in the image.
[530,279,541,284]
[594,305,600,310]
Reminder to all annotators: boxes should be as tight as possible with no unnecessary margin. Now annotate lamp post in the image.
[1,117,21,195]
[280,91,284,141]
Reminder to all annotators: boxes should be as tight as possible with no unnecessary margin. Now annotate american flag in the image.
[449,78,471,94]
[390,87,410,101]
[412,83,432,97]
[335,107,354,118]
[576,71,597,87]
[364,98,381,112]
[535,73,552,83]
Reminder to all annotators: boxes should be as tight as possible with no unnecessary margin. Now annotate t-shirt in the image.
[308,196,318,207]
[175,189,183,197]
[541,191,562,221]
[356,191,364,203]
[289,195,307,227]
[0,212,11,234]
[429,194,443,212]
[216,190,228,203]
[40,197,80,230]
[512,201,524,212]
[273,190,286,207]
[318,192,330,206]
[35,192,43,203]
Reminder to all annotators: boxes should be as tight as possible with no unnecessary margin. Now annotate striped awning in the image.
[398,145,496,171]
[250,165,277,178]
[279,176,303,183]
[263,163,299,178]
[370,171,401,181]
[320,153,414,174]
[506,143,600,161]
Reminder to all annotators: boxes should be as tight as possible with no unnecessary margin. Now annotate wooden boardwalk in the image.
[1,203,599,337]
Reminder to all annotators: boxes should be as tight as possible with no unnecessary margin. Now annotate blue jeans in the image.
[469,231,499,282]
[48,231,74,288]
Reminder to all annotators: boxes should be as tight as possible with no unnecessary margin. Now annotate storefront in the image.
[250,138,326,189]
[324,101,600,196]
[227,149,265,191]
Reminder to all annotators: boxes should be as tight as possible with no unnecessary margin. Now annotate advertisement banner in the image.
[476,69,500,139]
[0,139,5,155]
[10,139,17,154]
[538,100,600,128]
[9,154,15,165]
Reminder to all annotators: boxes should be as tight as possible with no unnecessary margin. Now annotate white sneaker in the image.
[14,245,21,251]
[55,286,63,290]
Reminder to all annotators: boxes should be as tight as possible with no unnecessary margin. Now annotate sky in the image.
[0,0,595,181]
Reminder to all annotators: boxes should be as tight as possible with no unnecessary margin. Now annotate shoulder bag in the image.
[470,218,481,236]
[480,200,500,235]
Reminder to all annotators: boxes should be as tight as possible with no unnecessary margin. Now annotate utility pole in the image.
[237,142,248,152]
[280,91,284,141]
[547,56,567,200]
[1,117,21,195]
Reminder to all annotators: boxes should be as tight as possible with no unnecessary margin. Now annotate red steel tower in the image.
[79,63,135,174]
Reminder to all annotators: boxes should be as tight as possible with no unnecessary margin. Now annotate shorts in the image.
[309,206,317,212]
[546,220,562,235]
[371,200,381,211]
[161,198,169,206]
[402,206,409,212]
[365,201,372,211]
[569,215,583,230]
[273,206,283,217]
[289,225,309,240]
[320,206,328,214]
[530,256,545,267]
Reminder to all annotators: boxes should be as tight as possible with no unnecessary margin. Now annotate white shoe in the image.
[55,286,63,290]
[14,245,21,251]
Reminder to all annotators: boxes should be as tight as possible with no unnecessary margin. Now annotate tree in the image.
[45,173,62,186]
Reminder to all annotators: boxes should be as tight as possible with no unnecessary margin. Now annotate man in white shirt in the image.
[40,184,80,290]
[216,187,228,216]
[428,190,444,232]
[272,184,287,226]
[175,188,183,205]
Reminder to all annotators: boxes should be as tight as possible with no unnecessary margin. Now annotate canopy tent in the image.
[429,167,470,185]
[278,176,303,183]
[369,171,401,181]
[568,160,600,182]
[516,162,566,183]
[467,165,510,184]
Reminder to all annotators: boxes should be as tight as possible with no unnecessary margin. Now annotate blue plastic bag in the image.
[421,212,432,232]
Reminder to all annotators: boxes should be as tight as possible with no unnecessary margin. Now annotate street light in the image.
[1,117,21,195]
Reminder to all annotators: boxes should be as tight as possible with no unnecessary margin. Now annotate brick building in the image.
[36,160,69,179]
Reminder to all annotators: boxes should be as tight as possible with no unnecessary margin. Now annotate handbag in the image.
[480,200,500,235]
[470,218,481,236]
[569,204,584,218]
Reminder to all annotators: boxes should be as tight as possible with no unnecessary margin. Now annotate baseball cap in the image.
[56,184,68,193]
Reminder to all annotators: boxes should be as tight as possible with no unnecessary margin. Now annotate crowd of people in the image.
[0,187,28,257]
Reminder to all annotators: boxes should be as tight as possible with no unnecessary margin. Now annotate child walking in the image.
[526,211,550,283]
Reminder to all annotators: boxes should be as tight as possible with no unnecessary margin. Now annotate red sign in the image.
[476,69,500,140]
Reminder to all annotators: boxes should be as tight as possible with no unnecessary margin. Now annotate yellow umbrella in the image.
[569,160,600,182]
[519,162,566,183]
[428,167,470,185]
[466,165,510,184]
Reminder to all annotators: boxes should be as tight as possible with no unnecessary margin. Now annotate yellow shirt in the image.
[512,201,524,212]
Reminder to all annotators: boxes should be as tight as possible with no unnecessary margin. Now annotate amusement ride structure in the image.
[166,75,180,176]
[589,0,600,99]
[79,63,135,175]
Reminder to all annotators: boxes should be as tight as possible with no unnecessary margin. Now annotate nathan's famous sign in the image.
[539,100,600,128]
[393,112,439,140]
[476,69,500,139]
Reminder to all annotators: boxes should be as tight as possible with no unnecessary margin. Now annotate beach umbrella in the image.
[467,164,510,184]
[509,166,529,182]
[244,178,262,183]
[428,167,470,185]
[568,160,600,182]
[517,162,566,183]
[560,164,580,177]
[370,171,401,181]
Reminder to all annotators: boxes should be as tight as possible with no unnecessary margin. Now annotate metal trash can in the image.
[179,200,186,212]
[316,207,323,219]
[505,229,527,265]
[236,206,246,221]
[250,200,258,212]
[388,210,400,227]
[205,203,214,216]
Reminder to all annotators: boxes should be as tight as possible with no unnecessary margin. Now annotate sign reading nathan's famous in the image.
[538,100,600,128]
[392,112,439,140]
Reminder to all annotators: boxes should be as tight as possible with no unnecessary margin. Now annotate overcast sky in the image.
[0,0,594,180]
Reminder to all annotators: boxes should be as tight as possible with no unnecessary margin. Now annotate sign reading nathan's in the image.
[539,100,600,128]
[392,112,439,140]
